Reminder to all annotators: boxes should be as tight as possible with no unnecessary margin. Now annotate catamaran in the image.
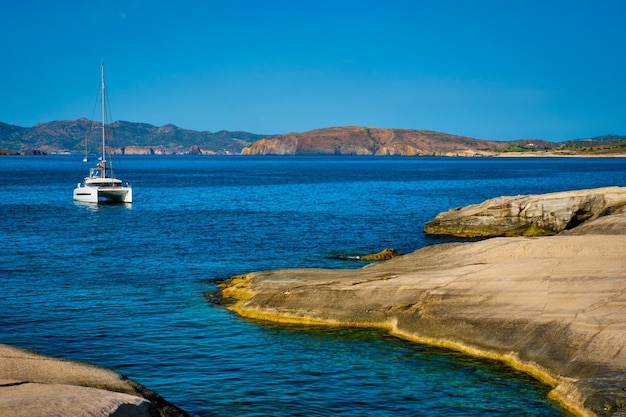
[73,64,132,203]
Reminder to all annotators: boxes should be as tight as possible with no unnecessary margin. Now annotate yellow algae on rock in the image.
[359,248,401,260]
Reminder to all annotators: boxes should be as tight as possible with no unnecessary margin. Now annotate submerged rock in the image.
[424,186,626,237]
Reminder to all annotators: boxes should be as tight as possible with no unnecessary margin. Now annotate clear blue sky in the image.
[1,1,624,140]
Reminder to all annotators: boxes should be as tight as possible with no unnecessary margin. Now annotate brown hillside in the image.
[241,127,502,156]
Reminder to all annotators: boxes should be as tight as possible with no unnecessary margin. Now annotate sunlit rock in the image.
[424,186,626,237]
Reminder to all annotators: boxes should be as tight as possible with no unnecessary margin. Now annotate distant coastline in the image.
[1,120,625,156]
[4,149,626,157]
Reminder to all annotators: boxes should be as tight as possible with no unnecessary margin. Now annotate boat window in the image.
[87,181,119,187]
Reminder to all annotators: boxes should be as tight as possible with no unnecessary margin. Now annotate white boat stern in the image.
[73,184,132,203]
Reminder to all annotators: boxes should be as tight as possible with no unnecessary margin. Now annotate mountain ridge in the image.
[0,119,269,155]
[1,120,625,156]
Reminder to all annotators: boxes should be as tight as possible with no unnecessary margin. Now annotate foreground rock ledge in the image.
[220,216,626,416]
[0,344,189,417]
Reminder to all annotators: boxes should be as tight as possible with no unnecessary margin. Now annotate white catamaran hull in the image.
[73,184,132,203]
[73,64,133,204]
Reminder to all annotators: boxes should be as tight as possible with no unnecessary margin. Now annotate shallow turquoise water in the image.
[3,155,623,415]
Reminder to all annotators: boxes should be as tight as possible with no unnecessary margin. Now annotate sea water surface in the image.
[2,155,625,416]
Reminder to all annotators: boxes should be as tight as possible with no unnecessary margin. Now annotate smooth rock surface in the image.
[0,344,188,417]
[220,207,626,416]
[0,379,152,417]
[424,186,626,237]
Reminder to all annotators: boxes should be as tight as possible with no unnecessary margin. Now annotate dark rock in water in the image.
[0,148,46,155]
[21,149,47,155]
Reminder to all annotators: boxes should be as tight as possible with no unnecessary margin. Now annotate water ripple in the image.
[3,155,616,415]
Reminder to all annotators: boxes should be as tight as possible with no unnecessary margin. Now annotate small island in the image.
[217,186,626,417]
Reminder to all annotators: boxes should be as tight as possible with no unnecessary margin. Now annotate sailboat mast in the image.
[101,63,106,166]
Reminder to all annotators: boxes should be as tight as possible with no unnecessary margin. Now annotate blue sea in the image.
[2,155,625,416]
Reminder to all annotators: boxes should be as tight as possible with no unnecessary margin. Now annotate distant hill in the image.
[240,126,499,156]
[1,120,625,156]
[239,127,548,156]
[242,127,626,156]
[0,119,270,155]
[560,135,626,153]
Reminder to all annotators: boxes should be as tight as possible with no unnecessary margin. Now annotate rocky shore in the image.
[0,344,188,417]
[424,186,626,238]
[218,186,626,417]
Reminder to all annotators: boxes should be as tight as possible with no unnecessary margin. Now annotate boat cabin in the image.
[84,177,123,188]
[89,161,106,178]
